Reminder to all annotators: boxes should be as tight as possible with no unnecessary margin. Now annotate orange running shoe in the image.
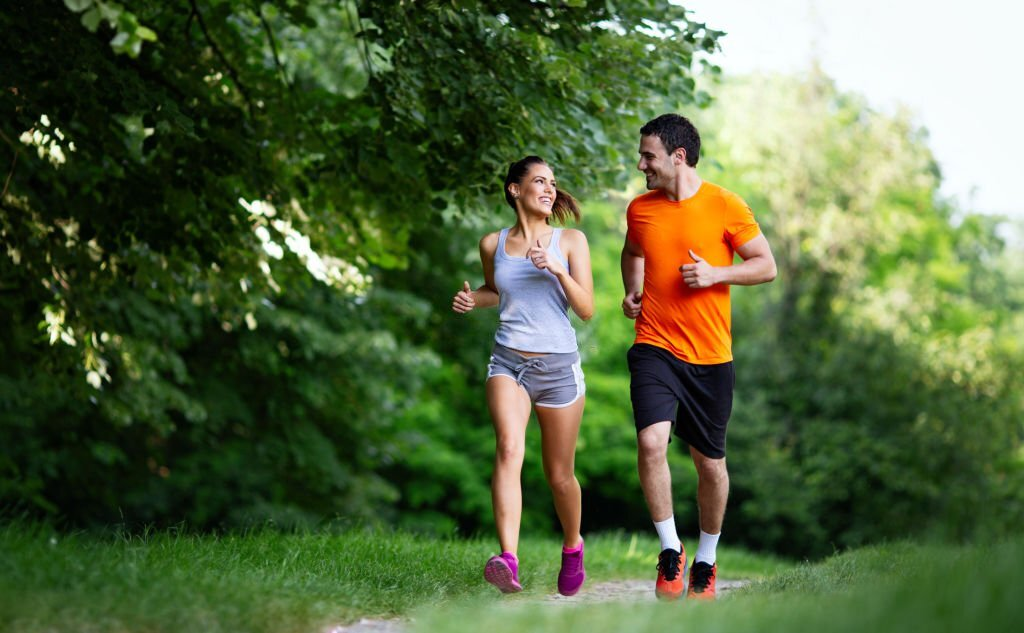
[687,561,717,600]
[655,547,686,601]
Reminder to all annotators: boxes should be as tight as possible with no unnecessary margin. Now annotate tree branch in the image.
[256,4,364,243]
[188,0,255,118]
[257,5,293,98]
[0,128,21,199]
[345,1,375,79]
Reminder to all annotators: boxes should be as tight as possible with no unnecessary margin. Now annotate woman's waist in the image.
[491,341,579,361]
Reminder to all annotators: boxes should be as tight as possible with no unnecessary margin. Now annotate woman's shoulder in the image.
[558,227,590,247]
[479,230,501,254]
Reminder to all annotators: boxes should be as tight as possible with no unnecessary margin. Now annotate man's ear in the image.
[674,149,687,165]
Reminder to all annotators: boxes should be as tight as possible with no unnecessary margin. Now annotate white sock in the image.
[695,530,720,565]
[654,517,682,553]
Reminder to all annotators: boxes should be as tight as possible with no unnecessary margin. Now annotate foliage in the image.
[694,73,1024,555]
[0,1,720,527]
[3,1,1020,558]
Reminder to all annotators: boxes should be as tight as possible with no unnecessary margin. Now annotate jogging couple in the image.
[451,114,777,600]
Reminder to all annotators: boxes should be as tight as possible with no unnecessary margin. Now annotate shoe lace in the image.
[657,549,681,581]
[690,562,714,592]
[562,549,582,574]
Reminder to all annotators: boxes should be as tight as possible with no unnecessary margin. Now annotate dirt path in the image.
[327,578,750,633]
[541,577,749,603]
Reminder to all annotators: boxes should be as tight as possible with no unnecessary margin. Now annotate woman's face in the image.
[511,163,556,216]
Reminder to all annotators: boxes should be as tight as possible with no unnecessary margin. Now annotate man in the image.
[621,113,776,601]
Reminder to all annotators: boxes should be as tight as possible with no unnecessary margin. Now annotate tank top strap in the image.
[496,227,510,259]
[549,227,562,249]
[549,228,567,263]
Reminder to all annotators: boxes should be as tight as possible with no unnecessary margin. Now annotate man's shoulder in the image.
[628,190,667,211]
[699,181,747,208]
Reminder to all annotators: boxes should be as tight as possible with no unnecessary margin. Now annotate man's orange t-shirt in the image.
[626,182,761,364]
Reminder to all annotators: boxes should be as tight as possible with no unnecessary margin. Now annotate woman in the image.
[452,156,594,596]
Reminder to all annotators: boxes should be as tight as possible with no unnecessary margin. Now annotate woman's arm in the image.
[452,232,500,313]
[529,229,594,321]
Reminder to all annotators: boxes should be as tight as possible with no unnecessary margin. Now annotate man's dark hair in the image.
[640,114,701,167]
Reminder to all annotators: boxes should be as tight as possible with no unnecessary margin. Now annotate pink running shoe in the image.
[484,552,522,593]
[557,539,586,596]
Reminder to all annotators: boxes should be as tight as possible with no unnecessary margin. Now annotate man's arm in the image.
[680,234,777,288]
[621,235,644,319]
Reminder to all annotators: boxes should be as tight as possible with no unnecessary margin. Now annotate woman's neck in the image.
[511,216,552,244]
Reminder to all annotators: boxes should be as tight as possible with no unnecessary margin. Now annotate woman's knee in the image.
[495,439,525,465]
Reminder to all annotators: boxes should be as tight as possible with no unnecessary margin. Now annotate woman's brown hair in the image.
[503,156,581,224]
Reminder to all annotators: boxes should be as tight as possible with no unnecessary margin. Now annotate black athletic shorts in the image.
[626,343,735,459]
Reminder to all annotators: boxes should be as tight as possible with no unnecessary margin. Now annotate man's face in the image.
[637,135,680,191]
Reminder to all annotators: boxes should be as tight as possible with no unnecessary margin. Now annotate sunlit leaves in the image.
[1,0,725,527]
[63,0,157,57]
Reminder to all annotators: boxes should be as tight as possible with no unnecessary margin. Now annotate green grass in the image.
[0,523,789,632]
[0,522,491,633]
[13,522,1022,633]
[413,538,1024,633]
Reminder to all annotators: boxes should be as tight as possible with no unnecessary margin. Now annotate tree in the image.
[693,72,1024,555]
[0,1,722,526]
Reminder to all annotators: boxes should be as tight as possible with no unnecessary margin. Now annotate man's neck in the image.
[662,169,702,202]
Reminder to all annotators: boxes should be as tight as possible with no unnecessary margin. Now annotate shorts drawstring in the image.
[487,344,583,408]
[513,357,549,385]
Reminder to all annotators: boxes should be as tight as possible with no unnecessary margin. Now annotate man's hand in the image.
[622,290,642,319]
[680,249,717,288]
[452,280,475,313]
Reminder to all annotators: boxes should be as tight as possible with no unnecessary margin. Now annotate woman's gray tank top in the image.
[493,227,578,353]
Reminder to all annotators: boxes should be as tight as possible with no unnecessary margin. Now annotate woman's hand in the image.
[527,239,567,277]
[452,280,476,313]
[452,280,475,311]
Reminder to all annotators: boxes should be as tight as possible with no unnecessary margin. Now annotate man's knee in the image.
[637,426,670,461]
[546,471,578,495]
[694,456,728,483]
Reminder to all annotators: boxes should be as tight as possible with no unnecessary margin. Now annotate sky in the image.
[682,0,1024,219]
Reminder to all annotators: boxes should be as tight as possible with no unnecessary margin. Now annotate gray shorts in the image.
[486,343,585,408]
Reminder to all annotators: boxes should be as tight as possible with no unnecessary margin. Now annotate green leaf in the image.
[136,26,157,42]
[109,31,129,48]
[98,2,121,22]
[80,7,101,32]
[63,0,93,13]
